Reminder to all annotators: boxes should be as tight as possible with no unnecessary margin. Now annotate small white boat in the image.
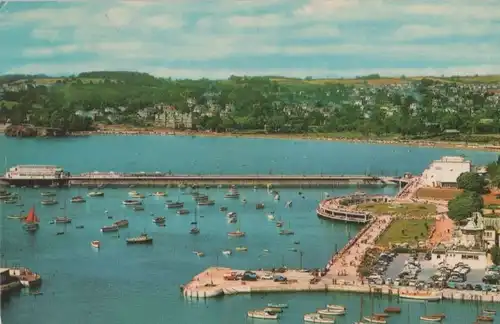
[227,212,237,218]
[267,303,288,309]
[193,251,205,257]
[130,193,145,199]
[326,305,346,311]
[91,240,100,249]
[88,191,104,197]
[122,200,142,206]
[267,213,275,221]
[304,313,334,323]
[128,191,139,196]
[222,249,232,256]
[318,308,345,316]
[152,192,167,197]
[274,194,280,201]
[419,315,443,322]
[247,310,278,320]
[399,291,442,301]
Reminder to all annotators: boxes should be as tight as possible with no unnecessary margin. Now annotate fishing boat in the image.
[256,203,265,209]
[193,194,208,201]
[318,308,345,316]
[101,225,119,233]
[383,307,401,314]
[219,206,228,212]
[122,199,142,206]
[40,192,56,197]
[267,303,288,309]
[166,201,184,208]
[193,251,205,257]
[267,213,275,221]
[222,249,232,256]
[483,309,496,315]
[247,310,278,320]
[41,199,58,205]
[126,233,153,244]
[176,209,190,215]
[224,187,240,199]
[263,307,283,314]
[130,193,145,199]
[54,217,72,224]
[363,316,386,324]
[303,313,334,323]
[133,206,145,211]
[23,207,40,232]
[152,191,167,197]
[113,219,129,228]
[71,196,86,203]
[477,315,494,322]
[227,211,237,218]
[88,191,104,197]
[153,216,166,224]
[236,246,248,252]
[228,230,245,237]
[91,240,100,249]
[128,191,139,196]
[419,315,444,322]
[399,290,442,301]
[197,200,215,206]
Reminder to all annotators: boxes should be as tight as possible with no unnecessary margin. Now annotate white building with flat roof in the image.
[431,249,487,269]
[421,156,472,187]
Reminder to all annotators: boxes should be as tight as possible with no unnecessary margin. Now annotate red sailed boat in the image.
[23,207,40,232]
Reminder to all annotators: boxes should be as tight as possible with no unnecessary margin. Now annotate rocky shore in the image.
[4,124,66,138]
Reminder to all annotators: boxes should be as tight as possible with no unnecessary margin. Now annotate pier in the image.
[1,173,407,188]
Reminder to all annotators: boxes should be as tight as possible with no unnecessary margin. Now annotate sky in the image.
[1,0,500,79]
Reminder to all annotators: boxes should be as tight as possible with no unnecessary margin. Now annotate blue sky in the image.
[1,0,500,79]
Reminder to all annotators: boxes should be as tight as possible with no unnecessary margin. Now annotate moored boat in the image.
[228,230,245,237]
[222,249,232,256]
[267,303,288,309]
[133,206,145,211]
[71,196,86,203]
[304,313,334,323]
[363,316,386,324]
[224,187,240,199]
[327,305,346,311]
[236,246,248,252]
[8,267,42,288]
[113,219,129,228]
[483,309,496,315]
[318,308,345,316]
[41,199,58,205]
[399,290,442,301]
[54,217,71,224]
[193,251,205,257]
[263,307,282,314]
[23,207,40,232]
[177,209,190,215]
[91,240,100,249]
[130,193,145,199]
[219,206,228,212]
[419,315,444,322]
[197,200,215,206]
[123,199,142,206]
[193,194,208,201]
[227,211,237,218]
[126,233,153,244]
[88,191,104,197]
[166,201,184,209]
[152,191,167,197]
[128,191,139,196]
[477,315,494,322]
[247,310,278,320]
[256,203,265,209]
[101,225,119,233]
[40,192,56,197]
[384,307,401,314]
[3,198,17,204]
[279,229,294,235]
[153,216,166,224]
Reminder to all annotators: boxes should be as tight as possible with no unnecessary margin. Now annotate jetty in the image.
[1,167,407,188]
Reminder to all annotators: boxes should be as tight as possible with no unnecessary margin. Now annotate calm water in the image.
[1,135,498,324]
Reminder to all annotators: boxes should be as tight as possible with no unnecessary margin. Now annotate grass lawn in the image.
[377,219,431,246]
[0,100,18,109]
[357,202,436,218]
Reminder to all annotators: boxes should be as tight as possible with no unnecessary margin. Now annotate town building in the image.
[431,249,487,269]
[154,105,193,129]
[421,156,472,188]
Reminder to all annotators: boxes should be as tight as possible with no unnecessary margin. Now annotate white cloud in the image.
[30,28,59,40]
[145,15,183,29]
[394,24,497,40]
[295,25,340,38]
[23,44,78,57]
[227,14,286,28]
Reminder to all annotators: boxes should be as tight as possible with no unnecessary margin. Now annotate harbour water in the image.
[1,135,499,324]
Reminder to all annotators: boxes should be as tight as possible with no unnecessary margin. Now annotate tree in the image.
[491,246,500,265]
[447,191,484,222]
[456,172,487,193]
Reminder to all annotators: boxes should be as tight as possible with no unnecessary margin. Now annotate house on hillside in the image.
[154,104,193,129]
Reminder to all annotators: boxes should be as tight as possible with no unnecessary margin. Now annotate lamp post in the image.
[299,250,304,270]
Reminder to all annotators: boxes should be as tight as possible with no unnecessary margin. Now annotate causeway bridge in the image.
[1,174,408,188]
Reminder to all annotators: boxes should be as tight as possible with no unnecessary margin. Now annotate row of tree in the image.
[0,71,499,134]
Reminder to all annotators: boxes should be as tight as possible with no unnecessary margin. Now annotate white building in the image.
[421,156,472,187]
[431,249,487,269]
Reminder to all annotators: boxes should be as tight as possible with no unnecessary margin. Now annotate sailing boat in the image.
[279,218,294,235]
[23,206,40,232]
[55,201,71,224]
[228,213,245,237]
[189,207,200,234]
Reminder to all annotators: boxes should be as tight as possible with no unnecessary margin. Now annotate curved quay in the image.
[316,194,392,224]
